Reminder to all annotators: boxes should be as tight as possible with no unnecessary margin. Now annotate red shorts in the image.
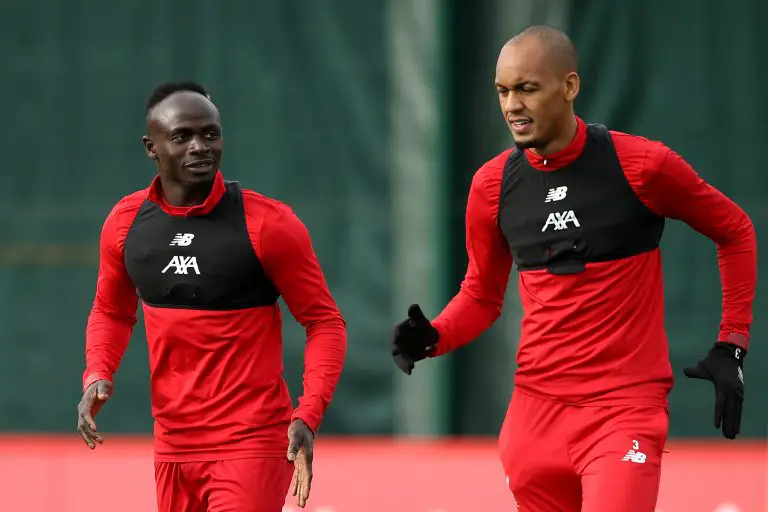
[155,457,294,512]
[499,390,668,512]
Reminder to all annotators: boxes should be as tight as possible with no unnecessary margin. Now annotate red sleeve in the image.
[255,201,347,433]
[431,154,514,355]
[82,195,142,391]
[614,134,757,349]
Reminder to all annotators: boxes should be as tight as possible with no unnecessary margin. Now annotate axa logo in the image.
[541,210,580,232]
[545,186,568,203]
[169,233,195,247]
[162,256,200,275]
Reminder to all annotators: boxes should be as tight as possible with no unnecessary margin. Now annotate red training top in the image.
[432,117,756,406]
[83,171,347,461]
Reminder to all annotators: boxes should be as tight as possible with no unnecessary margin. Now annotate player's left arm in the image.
[636,142,756,346]
[632,140,756,438]
[258,203,348,434]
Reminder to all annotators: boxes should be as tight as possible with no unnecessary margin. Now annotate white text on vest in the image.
[162,256,201,275]
[542,210,580,232]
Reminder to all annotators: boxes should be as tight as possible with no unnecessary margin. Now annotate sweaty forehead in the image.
[149,91,220,131]
[496,39,559,84]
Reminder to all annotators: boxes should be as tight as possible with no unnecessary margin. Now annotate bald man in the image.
[391,25,756,511]
[77,81,347,511]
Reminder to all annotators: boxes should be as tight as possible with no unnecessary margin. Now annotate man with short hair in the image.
[391,26,756,511]
[77,81,347,511]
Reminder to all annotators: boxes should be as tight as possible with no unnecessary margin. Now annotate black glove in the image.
[391,304,439,375]
[683,342,746,439]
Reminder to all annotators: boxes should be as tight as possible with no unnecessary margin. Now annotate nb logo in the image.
[622,439,647,464]
[545,186,568,203]
[542,210,580,232]
[622,450,647,464]
[170,233,195,247]
[162,256,200,275]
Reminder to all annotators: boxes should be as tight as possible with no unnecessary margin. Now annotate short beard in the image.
[512,137,538,150]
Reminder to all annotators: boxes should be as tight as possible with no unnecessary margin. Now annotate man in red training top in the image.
[391,25,756,512]
[76,81,347,512]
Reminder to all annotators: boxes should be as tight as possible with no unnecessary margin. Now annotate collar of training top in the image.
[524,116,587,171]
[147,170,227,217]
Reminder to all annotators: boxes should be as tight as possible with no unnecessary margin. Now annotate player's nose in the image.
[502,92,524,113]
[188,136,211,155]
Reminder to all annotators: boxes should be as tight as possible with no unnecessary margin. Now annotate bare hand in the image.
[286,419,314,508]
[76,380,112,449]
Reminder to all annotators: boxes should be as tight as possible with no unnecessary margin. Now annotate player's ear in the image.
[563,72,580,102]
[142,135,158,160]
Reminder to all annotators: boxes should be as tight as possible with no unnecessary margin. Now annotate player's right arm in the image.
[431,161,513,354]
[390,157,513,373]
[78,197,140,448]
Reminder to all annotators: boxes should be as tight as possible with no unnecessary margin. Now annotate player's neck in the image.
[160,177,213,207]
[530,114,578,157]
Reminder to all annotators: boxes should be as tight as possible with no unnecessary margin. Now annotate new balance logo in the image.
[542,210,580,232]
[169,233,195,246]
[162,256,200,275]
[622,449,647,464]
[545,186,568,202]
[622,440,647,464]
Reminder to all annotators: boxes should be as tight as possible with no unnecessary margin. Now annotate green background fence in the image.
[1,0,764,439]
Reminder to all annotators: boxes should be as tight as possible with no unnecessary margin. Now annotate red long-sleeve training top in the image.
[83,171,347,461]
[432,116,756,406]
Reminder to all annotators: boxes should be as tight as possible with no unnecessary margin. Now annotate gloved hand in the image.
[684,342,745,439]
[391,304,439,375]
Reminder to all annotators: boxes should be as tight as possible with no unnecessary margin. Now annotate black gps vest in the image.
[123,182,279,310]
[498,124,665,274]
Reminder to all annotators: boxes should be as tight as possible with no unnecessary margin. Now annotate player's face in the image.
[143,92,224,189]
[495,40,578,153]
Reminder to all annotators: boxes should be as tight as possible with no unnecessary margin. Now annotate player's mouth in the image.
[184,159,215,173]
[508,117,533,134]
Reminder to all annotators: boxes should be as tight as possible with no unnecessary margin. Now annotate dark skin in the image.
[77,89,315,507]
[141,90,224,206]
[495,36,580,156]
[76,379,111,449]
[287,418,314,508]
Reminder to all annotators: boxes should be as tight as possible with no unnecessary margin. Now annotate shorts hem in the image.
[153,450,287,463]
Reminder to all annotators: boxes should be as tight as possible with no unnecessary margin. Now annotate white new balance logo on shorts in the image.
[622,440,647,464]
[621,449,647,464]
[170,233,195,246]
[545,186,568,202]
